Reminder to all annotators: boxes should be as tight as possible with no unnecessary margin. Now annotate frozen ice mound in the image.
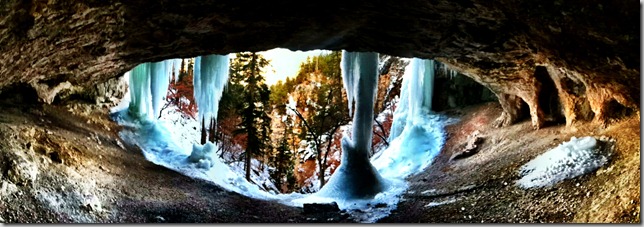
[516,136,610,189]
[188,142,217,169]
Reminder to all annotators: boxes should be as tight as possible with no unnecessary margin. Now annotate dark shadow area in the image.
[534,66,565,126]
[432,62,497,112]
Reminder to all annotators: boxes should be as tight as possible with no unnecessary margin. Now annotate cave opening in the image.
[109,49,451,222]
[0,83,41,105]
[534,66,565,126]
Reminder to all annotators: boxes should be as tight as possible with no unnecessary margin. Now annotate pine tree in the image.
[230,52,273,181]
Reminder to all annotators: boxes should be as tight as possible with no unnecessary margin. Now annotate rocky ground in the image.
[381,102,640,223]
[0,99,639,223]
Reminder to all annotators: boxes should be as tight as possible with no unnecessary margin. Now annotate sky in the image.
[256,48,330,85]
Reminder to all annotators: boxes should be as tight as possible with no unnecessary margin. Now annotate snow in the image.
[114,110,279,200]
[516,136,609,189]
[425,198,457,208]
[158,107,200,152]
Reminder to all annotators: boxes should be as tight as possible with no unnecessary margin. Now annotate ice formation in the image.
[341,51,357,115]
[150,61,171,119]
[193,54,230,124]
[372,58,444,179]
[127,59,180,120]
[517,136,609,188]
[128,64,151,118]
[122,55,230,171]
[115,53,448,223]
[299,55,446,222]
[388,58,435,141]
[317,51,388,200]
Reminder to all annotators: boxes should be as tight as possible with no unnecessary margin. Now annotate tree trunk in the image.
[317,149,326,187]
[200,117,207,145]
[208,117,216,143]
[245,151,251,181]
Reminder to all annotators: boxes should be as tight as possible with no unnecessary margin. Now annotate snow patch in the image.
[516,136,610,189]
[425,198,457,208]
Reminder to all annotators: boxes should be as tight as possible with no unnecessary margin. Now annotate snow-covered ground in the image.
[113,93,449,223]
[516,136,610,189]
[114,110,280,200]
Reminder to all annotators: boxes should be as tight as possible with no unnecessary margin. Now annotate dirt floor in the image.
[381,102,640,223]
[0,99,639,223]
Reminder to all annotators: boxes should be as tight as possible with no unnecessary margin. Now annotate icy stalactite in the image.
[389,58,435,141]
[341,51,358,115]
[128,63,152,119]
[193,54,230,125]
[171,59,182,83]
[150,61,170,119]
[127,59,179,120]
[318,51,387,200]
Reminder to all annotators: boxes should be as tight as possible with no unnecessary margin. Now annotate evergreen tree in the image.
[270,117,296,192]
[230,52,273,181]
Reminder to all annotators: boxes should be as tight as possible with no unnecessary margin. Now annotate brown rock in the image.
[0,0,637,128]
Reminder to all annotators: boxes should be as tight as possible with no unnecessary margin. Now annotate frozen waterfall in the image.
[388,58,435,141]
[128,63,151,119]
[188,54,230,163]
[193,54,230,124]
[128,59,180,120]
[124,55,229,165]
[371,57,444,179]
[317,51,388,200]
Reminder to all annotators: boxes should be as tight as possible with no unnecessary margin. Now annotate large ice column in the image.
[171,59,182,82]
[318,51,387,200]
[128,63,152,119]
[341,51,357,115]
[150,61,171,119]
[193,54,230,125]
[389,58,435,141]
[127,59,179,120]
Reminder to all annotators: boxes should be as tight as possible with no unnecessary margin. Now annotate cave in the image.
[0,0,640,224]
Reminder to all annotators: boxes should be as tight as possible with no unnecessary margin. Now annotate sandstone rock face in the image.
[76,75,129,107]
[0,0,638,127]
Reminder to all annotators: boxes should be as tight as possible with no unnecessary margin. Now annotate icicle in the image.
[171,58,182,83]
[150,61,171,120]
[193,54,230,127]
[318,51,386,200]
[351,52,379,155]
[341,51,357,115]
[421,59,435,113]
[127,59,180,120]
[128,63,151,119]
[388,60,411,141]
